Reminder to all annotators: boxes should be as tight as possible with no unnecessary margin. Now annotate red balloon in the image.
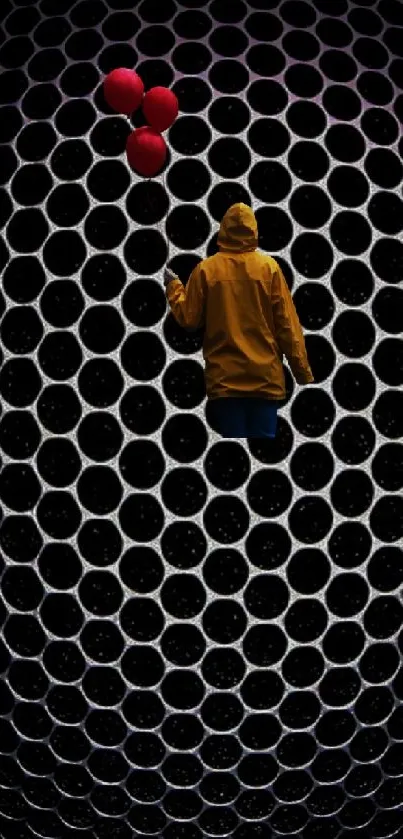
[142,86,179,132]
[103,68,144,115]
[126,127,167,177]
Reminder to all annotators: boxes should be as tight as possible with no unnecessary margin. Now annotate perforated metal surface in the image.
[0,0,403,837]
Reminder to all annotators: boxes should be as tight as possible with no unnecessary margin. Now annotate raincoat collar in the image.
[217,203,258,253]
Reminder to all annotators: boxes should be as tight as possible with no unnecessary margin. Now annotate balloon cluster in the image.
[103,68,179,177]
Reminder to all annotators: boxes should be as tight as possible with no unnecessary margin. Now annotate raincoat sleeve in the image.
[271,263,314,385]
[166,264,206,331]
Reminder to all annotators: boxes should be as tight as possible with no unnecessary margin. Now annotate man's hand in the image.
[163,267,179,287]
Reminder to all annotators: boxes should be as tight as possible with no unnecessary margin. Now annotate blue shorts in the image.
[208,397,279,439]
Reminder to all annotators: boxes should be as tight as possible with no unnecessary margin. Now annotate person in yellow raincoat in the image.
[164,203,314,438]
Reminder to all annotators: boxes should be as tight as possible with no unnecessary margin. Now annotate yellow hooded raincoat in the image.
[166,203,314,401]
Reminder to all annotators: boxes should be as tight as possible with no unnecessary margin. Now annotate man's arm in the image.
[165,264,206,331]
[271,263,314,385]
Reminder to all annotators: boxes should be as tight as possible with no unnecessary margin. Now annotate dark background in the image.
[0,0,403,837]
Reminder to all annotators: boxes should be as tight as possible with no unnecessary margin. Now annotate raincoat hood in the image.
[217,203,258,253]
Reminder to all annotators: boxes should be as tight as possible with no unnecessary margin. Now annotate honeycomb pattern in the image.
[0,0,403,837]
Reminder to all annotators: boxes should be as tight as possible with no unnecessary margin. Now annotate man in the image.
[164,202,314,439]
